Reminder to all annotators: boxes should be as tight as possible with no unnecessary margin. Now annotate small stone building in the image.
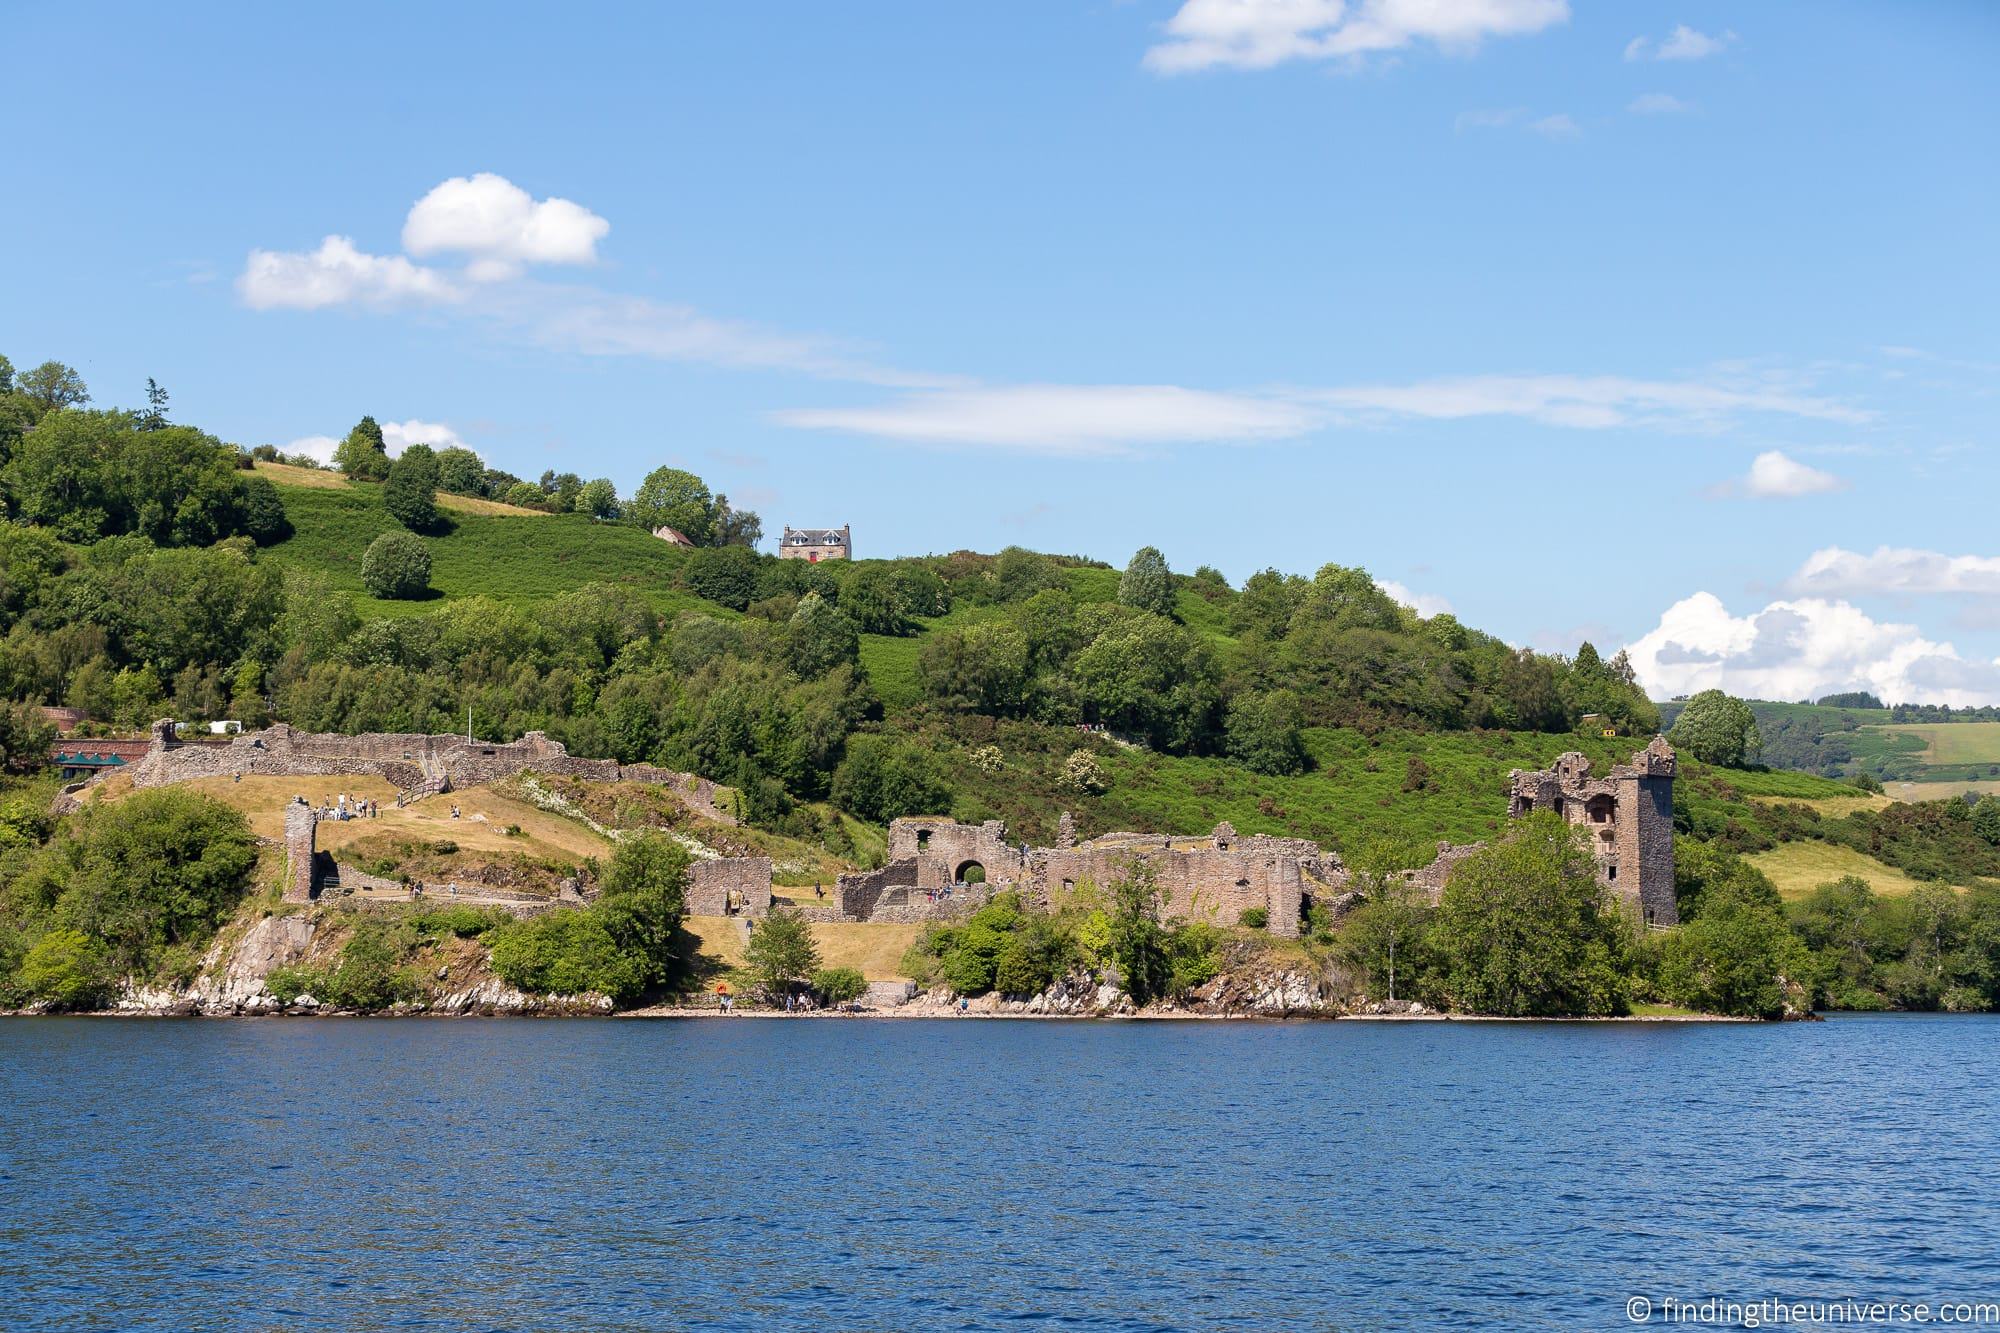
[778,525,851,562]
[1507,736,1678,927]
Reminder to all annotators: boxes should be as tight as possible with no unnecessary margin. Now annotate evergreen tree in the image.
[138,378,170,431]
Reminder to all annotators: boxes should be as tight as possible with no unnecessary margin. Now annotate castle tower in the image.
[1507,736,1678,927]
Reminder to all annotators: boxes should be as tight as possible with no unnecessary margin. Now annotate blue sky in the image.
[3,1,1997,703]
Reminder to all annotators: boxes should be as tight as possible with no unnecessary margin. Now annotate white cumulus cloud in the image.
[1624,592,2000,707]
[282,420,471,463]
[1710,450,1847,499]
[283,435,343,465]
[380,419,469,458]
[238,236,458,310]
[1145,0,1569,74]
[1378,580,1455,619]
[402,173,610,281]
[1624,24,1735,62]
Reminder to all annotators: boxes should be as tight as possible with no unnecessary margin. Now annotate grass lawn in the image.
[684,916,921,981]
[88,773,612,863]
[1746,841,1950,901]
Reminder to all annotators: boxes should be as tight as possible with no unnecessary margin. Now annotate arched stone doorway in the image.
[955,860,986,886]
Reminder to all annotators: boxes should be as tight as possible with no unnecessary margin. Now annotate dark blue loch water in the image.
[1,1015,1996,1331]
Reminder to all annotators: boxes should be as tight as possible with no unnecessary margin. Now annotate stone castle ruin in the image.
[1507,735,1679,927]
[77,717,1678,935]
[827,738,1681,936]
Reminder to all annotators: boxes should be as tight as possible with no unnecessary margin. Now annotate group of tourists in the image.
[318,793,380,821]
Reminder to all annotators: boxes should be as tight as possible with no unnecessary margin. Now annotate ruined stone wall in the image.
[886,817,1024,886]
[103,720,734,823]
[1398,842,1488,904]
[687,858,774,918]
[836,860,920,919]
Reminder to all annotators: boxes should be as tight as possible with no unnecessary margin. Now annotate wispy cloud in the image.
[1296,371,1869,431]
[1145,0,1569,74]
[1627,92,1693,115]
[1790,547,2000,600]
[777,370,1872,455]
[1455,107,1579,138]
[773,385,1319,456]
[1624,24,1735,62]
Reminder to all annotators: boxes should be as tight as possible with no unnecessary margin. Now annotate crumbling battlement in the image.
[96,720,734,824]
[1508,736,1677,927]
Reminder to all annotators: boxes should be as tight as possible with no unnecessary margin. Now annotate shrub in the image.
[6,788,257,979]
[993,917,1073,996]
[18,929,114,1009]
[264,963,328,1004]
[1166,922,1224,997]
[491,910,645,1000]
[812,965,867,1003]
[316,919,421,1009]
[1058,749,1109,796]
[361,530,431,599]
[1238,907,1268,929]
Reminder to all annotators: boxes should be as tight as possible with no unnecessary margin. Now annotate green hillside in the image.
[263,479,726,620]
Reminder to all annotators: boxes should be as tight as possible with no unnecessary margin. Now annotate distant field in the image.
[1887,778,2000,804]
[1877,722,2000,768]
[1750,792,1892,817]
[1747,841,1948,900]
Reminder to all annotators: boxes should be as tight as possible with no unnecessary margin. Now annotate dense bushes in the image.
[489,833,691,1002]
[901,875,1224,1005]
[2,409,287,548]
[0,789,258,1006]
